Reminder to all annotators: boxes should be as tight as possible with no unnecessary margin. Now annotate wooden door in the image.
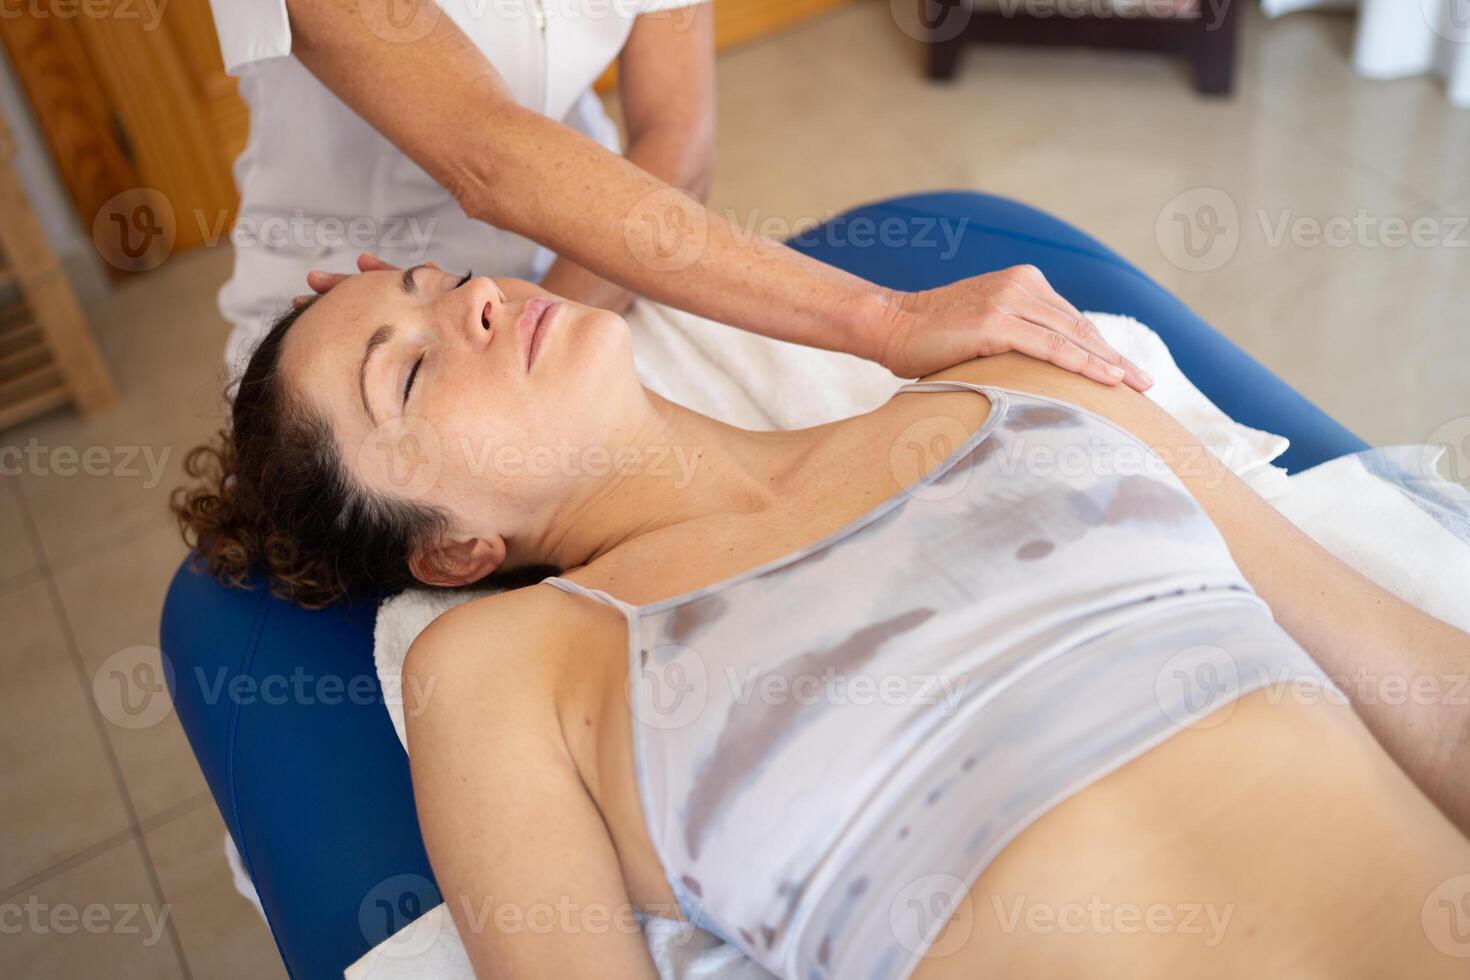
[0,0,239,276]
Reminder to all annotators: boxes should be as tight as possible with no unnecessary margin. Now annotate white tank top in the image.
[544,381,1335,980]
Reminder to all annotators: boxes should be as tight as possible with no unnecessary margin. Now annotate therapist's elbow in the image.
[438,106,545,229]
[442,153,514,229]
[679,117,717,201]
[686,147,715,203]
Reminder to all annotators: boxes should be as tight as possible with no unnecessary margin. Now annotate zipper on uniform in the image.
[532,0,549,114]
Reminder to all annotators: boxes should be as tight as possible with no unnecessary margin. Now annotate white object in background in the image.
[1260,0,1356,17]
[1354,0,1470,106]
[1259,0,1470,107]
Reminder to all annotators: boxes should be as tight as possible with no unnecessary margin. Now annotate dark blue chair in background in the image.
[161,191,1367,978]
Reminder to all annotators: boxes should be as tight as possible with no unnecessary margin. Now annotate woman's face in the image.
[279,265,640,549]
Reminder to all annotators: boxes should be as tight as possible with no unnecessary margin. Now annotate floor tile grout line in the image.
[0,564,45,598]
[0,790,217,905]
[138,790,217,836]
[23,501,181,583]
[10,480,195,980]
[0,827,139,904]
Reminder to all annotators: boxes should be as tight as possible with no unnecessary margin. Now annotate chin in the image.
[562,306,635,378]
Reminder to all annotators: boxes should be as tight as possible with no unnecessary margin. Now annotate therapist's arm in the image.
[286,0,1148,386]
[537,6,716,314]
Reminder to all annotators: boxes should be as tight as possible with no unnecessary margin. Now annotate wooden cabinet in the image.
[922,0,1242,96]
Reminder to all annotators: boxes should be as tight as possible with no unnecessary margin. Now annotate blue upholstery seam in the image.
[225,585,298,978]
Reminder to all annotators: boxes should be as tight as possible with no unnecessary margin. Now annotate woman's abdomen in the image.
[913,684,1470,979]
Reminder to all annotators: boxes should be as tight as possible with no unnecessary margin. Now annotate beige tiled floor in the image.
[2,2,1466,977]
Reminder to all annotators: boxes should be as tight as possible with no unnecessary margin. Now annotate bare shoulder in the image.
[925,352,1254,542]
[401,583,610,741]
[407,584,583,665]
[925,352,1206,457]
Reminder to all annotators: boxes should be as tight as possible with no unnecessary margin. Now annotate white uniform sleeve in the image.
[639,0,712,13]
[208,0,293,75]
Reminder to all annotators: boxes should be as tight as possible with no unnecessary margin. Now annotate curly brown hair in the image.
[171,299,550,608]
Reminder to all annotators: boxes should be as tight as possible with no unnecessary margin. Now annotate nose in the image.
[448,275,505,347]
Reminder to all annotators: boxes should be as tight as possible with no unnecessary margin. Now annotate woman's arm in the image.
[940,353,1470,836]
[283,0,1148,386]
[405,592,659,978]
[538,6,717,314]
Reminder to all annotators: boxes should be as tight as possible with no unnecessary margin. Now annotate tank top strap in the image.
[896,378,993,397]
[540,575,641,617]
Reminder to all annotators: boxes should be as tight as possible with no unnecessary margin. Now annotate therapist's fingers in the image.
[304,258,441,298]
[351,253,440,274]
[354,252,401,274]
[1001,315,1133,388]
[1011,279,1122,369]
[1012,287,1153,391]
[306,270,352,295]
[1117,355,1152,392]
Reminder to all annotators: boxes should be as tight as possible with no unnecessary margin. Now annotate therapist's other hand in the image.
[876,265,1151,390]
[294,251,637,316]
[295,252,414,307]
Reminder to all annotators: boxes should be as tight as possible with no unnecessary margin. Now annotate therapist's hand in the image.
[296,252,638,316]
[876,265,1152,389]
[296,251,405,306]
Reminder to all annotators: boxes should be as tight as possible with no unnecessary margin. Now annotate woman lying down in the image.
[175,266,1470,979]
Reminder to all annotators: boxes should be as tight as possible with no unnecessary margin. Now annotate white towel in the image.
[624,299,1290,496]
[1272,444,1470,631]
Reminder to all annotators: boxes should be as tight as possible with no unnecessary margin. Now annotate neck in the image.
[508,389,823,574]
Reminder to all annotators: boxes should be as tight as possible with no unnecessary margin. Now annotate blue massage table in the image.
[160,191,1368,978]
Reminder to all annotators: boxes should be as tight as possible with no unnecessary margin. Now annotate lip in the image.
[517,298,558,371]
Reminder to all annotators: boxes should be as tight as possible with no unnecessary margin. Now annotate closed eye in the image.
[403,354,425,405]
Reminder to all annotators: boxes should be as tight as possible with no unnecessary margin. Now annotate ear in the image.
[408,535,506,588]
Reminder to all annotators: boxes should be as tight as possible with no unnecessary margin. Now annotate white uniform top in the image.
[207,0,707,378]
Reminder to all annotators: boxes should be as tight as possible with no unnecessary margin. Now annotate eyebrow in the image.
[400,264,426,296]
[359,324,395,426]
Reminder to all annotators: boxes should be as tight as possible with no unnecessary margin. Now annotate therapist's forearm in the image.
[451,103,897,361]
[537,123,715,313]
[289,0,1149,383]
